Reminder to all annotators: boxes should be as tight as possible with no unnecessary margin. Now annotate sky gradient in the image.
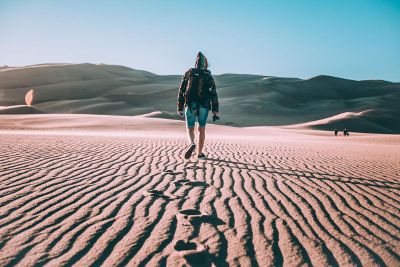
[1,0,399,81]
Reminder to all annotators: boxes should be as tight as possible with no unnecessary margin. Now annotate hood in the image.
[195,52,208,69]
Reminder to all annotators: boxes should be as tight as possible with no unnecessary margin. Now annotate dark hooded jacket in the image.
[177,52,219,112]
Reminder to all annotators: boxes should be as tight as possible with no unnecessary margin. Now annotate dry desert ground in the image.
[0,115,399,266]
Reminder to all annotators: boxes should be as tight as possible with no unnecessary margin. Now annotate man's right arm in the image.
[177,71,189,112]
[209,74,219,113]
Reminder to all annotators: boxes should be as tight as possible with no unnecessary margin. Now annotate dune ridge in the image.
[1,63,399,133]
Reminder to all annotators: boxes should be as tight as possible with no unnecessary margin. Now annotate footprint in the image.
[168,240,211,266]
[174,240,198,251]
[174,179,209,188]
[174,179,191,187]
[179,209,202,216]
[143,189,164,197]
[177,209,225,226]
[143,189,175,200]
[176,209,209,224]
[185,166,207,170]
[186,181,209,187]
[164,169,183,175]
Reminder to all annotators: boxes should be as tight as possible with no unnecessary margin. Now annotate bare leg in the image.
[197,126,205,154]
[187,127,195,144]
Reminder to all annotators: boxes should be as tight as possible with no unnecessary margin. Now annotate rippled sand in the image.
[1,115,399,266]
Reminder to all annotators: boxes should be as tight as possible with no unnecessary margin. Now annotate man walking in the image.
[177,52,219,160]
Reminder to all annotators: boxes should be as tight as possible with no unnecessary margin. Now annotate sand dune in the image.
[1,63,399,133]
[0,115,399,266]
[0,105,43,114]
[285,109,400,134]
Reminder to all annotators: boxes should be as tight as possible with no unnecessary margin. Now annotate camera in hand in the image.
[212,114,220,122]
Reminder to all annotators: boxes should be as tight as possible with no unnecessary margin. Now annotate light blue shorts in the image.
[185,102,209,128]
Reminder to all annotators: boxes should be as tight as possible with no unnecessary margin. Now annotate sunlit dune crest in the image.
[25,89,34,106]
[1,63,399,133]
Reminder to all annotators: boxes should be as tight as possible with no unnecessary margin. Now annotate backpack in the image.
[185,68,211,108]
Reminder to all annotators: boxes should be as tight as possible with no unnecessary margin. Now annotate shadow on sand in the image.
[206,157,400,190]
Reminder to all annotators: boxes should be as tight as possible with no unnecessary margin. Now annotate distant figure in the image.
[334,129,338,136]
[177,52,219,160]
[343,128,350,136]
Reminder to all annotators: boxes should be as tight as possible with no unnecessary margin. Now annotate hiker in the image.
[177,52,219,160]
[334,129,338,136]
[343,128,349,136]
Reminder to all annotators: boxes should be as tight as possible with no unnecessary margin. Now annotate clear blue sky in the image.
[1,0,399,81]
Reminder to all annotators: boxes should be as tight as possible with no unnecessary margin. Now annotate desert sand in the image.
[0,114,399,266]
[1,64,399,133]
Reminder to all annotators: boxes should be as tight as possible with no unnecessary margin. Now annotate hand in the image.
[177,110,184,118]
[212,112,220,122]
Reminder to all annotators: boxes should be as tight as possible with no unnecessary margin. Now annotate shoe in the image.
[184,144,196,159]
[198,153,207,160]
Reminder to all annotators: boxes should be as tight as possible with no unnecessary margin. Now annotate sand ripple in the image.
[0,134,399,266]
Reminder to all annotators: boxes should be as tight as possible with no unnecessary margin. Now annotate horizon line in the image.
[1,62,398,83]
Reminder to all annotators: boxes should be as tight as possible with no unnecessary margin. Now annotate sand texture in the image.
[0,115,399,266]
